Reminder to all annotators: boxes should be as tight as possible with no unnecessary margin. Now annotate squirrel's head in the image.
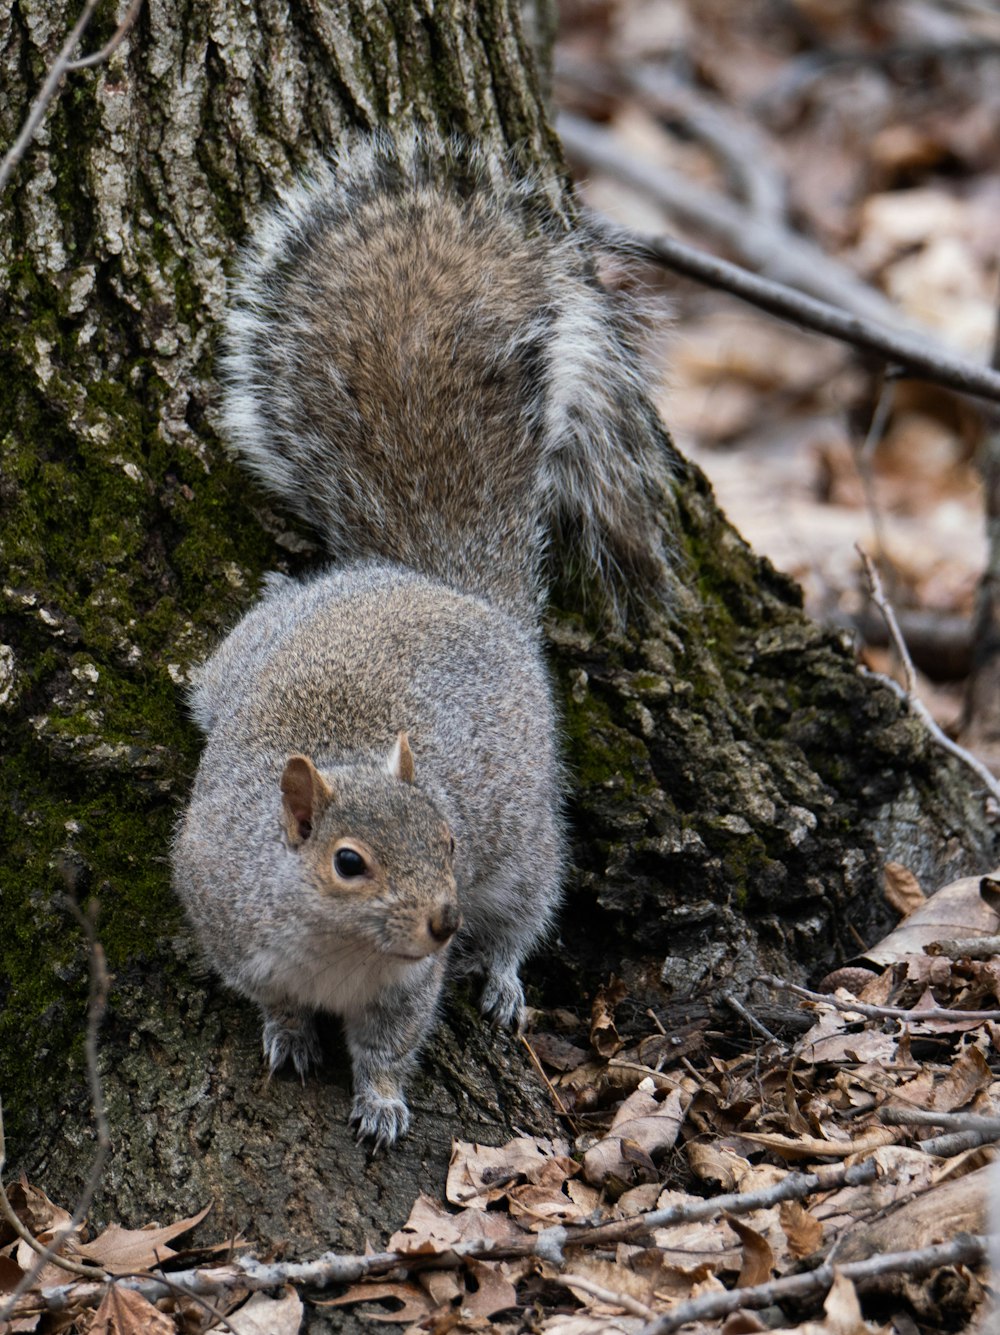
[279,733,461,959]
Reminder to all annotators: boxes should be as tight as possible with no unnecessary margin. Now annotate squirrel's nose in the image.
[428,903,461,944]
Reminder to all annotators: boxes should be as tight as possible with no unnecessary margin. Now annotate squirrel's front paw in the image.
[349,1092,411,1152]
[261,1007,321,1082]
[480,965,525,1031]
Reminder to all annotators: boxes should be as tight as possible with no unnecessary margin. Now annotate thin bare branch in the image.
[868,668,1000,805]
[562,108,1000,406]
[720,989,782,1047]
[3,1160,884,1320]
[520,1033,578,1130]
[559,1271,657,1319]
[636,1234,989,1335]
[561,110,903,327]
[759,973,1000,1023]
[0,1121,105,1283]
[918,1128,1000,1156]
[65,0,145,70]
[879,1106,1000,1136]
[929,933,1000,959]
[855,378,899,578]
[116,1268,244,1335]
[29,1220,977,1335]
[0,0,144,195]
[0,902,112,1318]
[613,227,1000,406]
[858,546,917,697]
[555,56,787,224]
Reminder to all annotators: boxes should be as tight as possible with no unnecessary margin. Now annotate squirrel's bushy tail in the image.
[223,134,673,620]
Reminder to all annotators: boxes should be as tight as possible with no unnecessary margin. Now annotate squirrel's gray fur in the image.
[172,133,670,1149]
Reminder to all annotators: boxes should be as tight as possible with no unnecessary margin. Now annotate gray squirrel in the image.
[172,134,670,1149]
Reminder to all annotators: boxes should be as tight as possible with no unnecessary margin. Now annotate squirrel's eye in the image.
[334,848,367,878]
[449,836,455,856]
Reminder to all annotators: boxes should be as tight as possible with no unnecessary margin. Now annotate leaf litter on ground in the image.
[6,864,999,1333]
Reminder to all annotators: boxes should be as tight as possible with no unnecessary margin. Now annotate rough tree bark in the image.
[0,0,995,1289]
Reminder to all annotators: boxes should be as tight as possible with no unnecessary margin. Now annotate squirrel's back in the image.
[223,135,670,619]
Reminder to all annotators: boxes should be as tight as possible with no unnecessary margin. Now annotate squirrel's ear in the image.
[281,754,334,845]
[385,731,415,784]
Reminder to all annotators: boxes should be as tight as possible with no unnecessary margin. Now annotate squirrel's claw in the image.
[349,1092,411,1152]
[261,1009,322,1082]
[480,965,525,1031]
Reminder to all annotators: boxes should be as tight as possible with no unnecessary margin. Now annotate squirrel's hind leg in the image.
[261,1004,322,1083]
[469,857,562,1030]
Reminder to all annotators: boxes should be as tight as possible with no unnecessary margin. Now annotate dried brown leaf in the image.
[565,1179,602,1213]
[884,863,925,917]
[977,960,1000,1004]
[559,1252,660,1308]
[836,1161,991,1262]
[0,1254,25,1292]
[14,1232,86,1290]
[687,1143,747,1191]
[446,1137,575,1210]
[462,1259,518,1318]
[769,1270,869,1335]
[317,1279,432,1322]
[862,869,1000,967]
[779,1200,824,1258]
[225,1286,304,1334]
[650,1193,740,1268]
[77,1205,211,1273]
[858,968,896,1006]
[507,1182,591,1228]
[611,1184,660,1217]
[928,1043,992,1111]
[388,1193,524,1255]
[582,1083,688,1186]
[793,1006,900,1067]
[419,1270,464,1307]
[815,1146,945,1234]
[88,1285,176,1335]
[590,976,628,1059]
[722,1314,768,1334]
[530,1033,590,1072]
[740,1127,896,1160]
[3,1181,73,1244]
[726,1215,774,1288]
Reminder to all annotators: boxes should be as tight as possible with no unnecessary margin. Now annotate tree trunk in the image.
[1,0,995,1276]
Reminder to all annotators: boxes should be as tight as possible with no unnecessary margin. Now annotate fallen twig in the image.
[520,1032,578,1130]
[757,38,1000,110]
[2,1159,884,1320]
[562,104,1000,406]
[855,379,900,585]
[849,544,998,795]
[879,1106,1000,1137]
[561,111,903,327]
[559,1271,656,1319]
[759,973,1000,1023]
[636,1233,989,1334]
[918,1128,1000,1157]
[928,933,1000,959]
[857,545,916,695]
[866,668,1000,806]
[720,989,783,1047]
[616,228,1000,407]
